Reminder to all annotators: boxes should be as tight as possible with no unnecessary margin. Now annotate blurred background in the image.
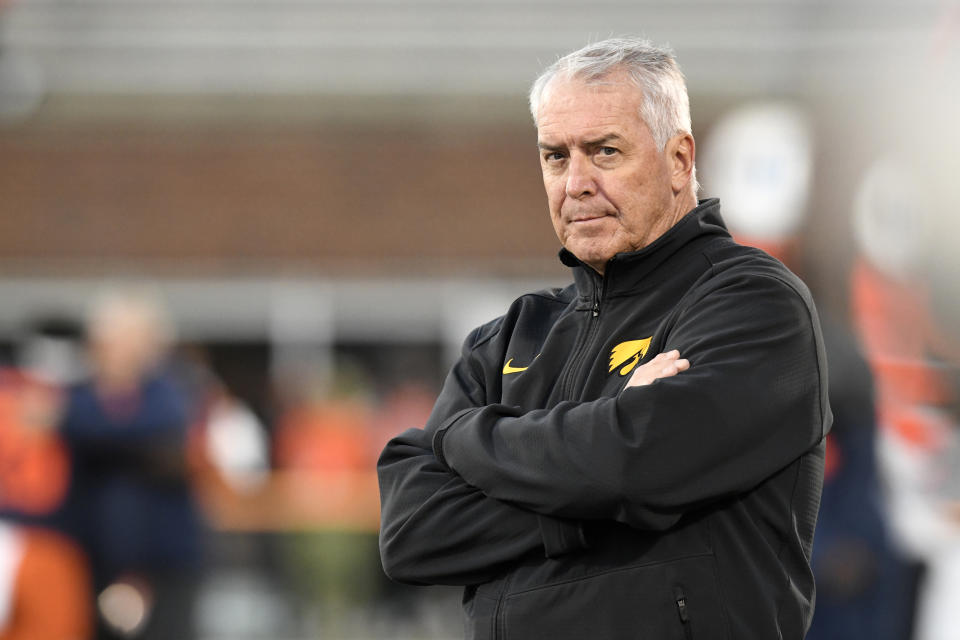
[0,1,957,638]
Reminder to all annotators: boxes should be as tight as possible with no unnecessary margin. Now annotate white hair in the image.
[529,37,693,152]
[86,286,175,355]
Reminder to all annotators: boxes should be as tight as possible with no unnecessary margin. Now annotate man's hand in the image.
[624,350,689,388]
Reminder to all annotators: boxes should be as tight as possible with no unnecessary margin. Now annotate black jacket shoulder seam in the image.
[469,317,504,351]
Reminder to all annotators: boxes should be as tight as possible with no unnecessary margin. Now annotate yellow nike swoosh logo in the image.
[502,358,530,375]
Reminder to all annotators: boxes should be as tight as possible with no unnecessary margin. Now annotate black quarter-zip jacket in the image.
[378,199,832,640]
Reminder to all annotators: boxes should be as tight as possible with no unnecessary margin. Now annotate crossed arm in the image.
[378,274,826,584]
[377,347,686,585]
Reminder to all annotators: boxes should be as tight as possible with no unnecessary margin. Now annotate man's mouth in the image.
[570,214,610,223]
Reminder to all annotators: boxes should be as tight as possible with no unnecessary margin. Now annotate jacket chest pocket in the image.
[496,555,729,640]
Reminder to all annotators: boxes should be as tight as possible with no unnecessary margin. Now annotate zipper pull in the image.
[676,596,689,623]
[592,300,599,317]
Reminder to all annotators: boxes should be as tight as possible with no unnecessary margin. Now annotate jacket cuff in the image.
[538,516,588,558]
[431,408,475,468]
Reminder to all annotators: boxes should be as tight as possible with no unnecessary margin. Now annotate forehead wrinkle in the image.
[537,126,627,151]
[538,98,640,135]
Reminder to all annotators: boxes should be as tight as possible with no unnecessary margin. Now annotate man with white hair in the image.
[61,289,201,640]
[378,38,831,639]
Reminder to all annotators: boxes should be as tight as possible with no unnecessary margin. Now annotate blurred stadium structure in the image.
[0,1,957,638]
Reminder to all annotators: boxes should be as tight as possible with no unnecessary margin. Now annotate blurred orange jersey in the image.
[0,526,92,640]
[0,374,70,516]
[275,401,372,473]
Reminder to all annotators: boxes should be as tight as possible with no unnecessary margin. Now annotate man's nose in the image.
[565,154,597,199]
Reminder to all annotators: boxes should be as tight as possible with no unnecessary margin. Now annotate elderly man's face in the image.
[537,73,688,274]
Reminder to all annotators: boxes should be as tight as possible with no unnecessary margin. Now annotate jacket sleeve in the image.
[377,327,587,586]
[433,272,830,531]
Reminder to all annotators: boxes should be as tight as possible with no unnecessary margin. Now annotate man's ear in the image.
[668,133,695,195]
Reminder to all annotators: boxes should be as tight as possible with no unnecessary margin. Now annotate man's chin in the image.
[565,243,614,273]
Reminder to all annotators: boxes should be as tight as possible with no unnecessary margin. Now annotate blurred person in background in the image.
[849,157,960,640]
[0,351,93,640]
[273,363,383,635]
[60,290,202,640]
[379,37,831,639]
[807,319,913,640]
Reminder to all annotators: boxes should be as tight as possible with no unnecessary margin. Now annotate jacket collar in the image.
[560,198,730,300]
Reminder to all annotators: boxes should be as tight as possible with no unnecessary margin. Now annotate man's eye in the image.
[545,151,565,162]
[598,146,618,156]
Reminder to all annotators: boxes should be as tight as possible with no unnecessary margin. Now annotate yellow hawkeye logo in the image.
[502,358,531,375]
[609,338,652,376]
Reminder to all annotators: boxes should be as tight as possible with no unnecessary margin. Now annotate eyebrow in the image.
[537,133,625,152]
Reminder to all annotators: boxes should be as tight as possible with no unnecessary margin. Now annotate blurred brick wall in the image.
[0,125,564,275]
